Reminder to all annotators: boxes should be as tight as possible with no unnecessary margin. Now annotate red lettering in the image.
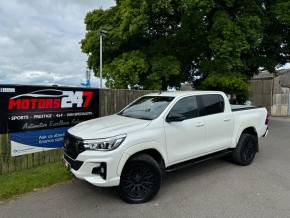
[9,97,69,110]
[38,99,46,108]
[8,99,21,110]
[21,99,30,109]
[83,91,93,107]
[46,99,53,108]
[54,99,61,108]
[30,99,37,109]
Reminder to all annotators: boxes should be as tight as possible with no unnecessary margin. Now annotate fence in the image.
[271,77,290,116]
[250,77,290,116]
[99,89,154,116]
[249,78,273,113]
[0,89,153,175]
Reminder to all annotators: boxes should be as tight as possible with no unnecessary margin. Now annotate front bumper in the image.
[63,151,121,187]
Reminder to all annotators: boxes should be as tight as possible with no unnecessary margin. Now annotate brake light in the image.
[265,113,269,125]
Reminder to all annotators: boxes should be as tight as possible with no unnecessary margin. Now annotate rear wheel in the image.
[119,154,162,204]
[232,133,257,166]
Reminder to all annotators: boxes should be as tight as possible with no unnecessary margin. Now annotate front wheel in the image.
[232,133,258,166]
[119,154,162,204]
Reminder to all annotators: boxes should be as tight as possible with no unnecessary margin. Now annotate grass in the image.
[0,162,72,200]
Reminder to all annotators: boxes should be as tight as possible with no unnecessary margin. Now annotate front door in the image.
[164,96,206,164]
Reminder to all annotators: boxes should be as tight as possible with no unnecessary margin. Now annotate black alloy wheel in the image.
[119,154,162,204]
[241,140,256,162]
[232,133,257,166]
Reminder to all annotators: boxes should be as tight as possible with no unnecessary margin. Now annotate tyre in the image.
[232,133,258,166]
[119,154,162,204]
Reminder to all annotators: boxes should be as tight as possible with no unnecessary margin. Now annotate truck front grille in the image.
[64,133,85,159]
[64,153,83,170]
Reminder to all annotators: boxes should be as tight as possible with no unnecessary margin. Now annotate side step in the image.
[165,149,233,173]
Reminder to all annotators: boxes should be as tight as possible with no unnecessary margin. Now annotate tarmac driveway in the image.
[1,117,290,218]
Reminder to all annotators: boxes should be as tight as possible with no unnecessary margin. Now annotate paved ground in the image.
[1,117,290,218]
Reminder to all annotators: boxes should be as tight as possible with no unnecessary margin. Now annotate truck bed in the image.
[231,104,260,112]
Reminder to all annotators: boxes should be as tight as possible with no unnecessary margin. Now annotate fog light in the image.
[92,163,106,179]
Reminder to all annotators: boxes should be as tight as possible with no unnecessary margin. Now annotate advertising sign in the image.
[0,85,99,156]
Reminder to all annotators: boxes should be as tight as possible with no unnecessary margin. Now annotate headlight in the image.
[83,134,126,151]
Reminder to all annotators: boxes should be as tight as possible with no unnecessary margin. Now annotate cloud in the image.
[0,0,115,87]
[278,63,290,70]
[2,70,104,87]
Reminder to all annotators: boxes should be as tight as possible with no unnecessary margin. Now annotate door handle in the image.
[195,122,205,127]
[223,118,231,122]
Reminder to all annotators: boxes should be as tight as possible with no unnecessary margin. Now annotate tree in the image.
[81,0,290,101]
[200,73,249,103]
[103,50,148,89]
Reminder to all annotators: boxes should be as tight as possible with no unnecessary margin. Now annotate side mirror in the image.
[166,112,186,122]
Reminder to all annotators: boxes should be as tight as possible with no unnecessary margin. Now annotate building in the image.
[250,69,290,116]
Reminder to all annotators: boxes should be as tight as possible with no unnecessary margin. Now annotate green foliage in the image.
[271,1,290,25]
[200,73,249,103]
[0,162,72,200]
[148,55,181,89]
[103,52,181,90]
[205,11,250,73]
[103,50,148,89]
[81,0,290,100]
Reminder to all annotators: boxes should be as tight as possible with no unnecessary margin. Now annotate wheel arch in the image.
[117,144,166,176]
[237,126,259,151]
[128,149,165,168]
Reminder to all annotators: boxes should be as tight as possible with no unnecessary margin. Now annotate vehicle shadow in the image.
[155,157,239,200]
[70,158,235,205]
[163,158,231,184]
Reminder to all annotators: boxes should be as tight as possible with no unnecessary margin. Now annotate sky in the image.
[1,1,289,88]
[0,0,115,87]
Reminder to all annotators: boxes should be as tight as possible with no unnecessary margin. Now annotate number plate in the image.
[63,159,71,169]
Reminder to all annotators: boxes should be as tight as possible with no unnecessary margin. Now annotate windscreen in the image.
[118,96,174,120]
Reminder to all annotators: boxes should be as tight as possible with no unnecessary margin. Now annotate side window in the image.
[169,96,199,119]
[198,94,224,116]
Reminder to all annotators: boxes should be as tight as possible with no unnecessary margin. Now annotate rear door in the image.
[197,94,234,152]
[164,96,206,164]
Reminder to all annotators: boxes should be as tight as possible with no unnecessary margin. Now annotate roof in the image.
[252,70,273,79]
[145,90,224,97]
[279,70,290,87]
[253,69,290,88]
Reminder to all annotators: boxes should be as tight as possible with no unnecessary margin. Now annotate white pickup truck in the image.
[63,91,268,203]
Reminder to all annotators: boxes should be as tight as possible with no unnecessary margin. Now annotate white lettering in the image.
[61,91,83,108]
